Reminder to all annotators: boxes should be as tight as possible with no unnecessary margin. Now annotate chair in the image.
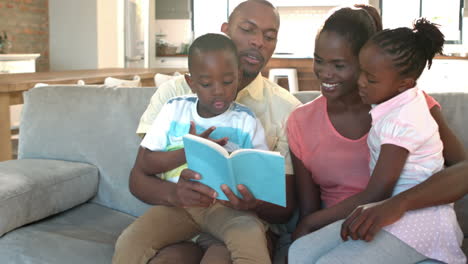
[154,72,182,87]
[104,75,141,87]
[268,68,299,93]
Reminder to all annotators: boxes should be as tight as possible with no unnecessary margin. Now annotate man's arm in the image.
[340,107,468,241]
[341,160,468,241]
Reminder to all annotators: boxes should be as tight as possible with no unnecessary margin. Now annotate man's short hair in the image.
[228,0,277,24]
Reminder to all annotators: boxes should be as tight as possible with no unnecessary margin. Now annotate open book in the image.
[183,134,286,207]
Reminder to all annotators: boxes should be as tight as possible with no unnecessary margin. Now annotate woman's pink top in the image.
[286,93,439,208]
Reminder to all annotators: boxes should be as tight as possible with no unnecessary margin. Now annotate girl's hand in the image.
[188,121,228,146]
[340,199,406,242]
[218,184,262,211]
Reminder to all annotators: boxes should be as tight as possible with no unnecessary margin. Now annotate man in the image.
[113,1,302,263]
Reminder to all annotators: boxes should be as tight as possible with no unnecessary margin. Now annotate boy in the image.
[114,33,272,264]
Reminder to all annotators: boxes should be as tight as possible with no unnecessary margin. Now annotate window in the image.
[381,0,464,44]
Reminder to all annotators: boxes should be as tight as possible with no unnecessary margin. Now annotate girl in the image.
[287,5,467,264]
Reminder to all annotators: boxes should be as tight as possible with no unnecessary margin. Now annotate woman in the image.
[286,5,467,263]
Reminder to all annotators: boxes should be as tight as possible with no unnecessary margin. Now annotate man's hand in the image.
[170,168,218,208]
[188,121,228,146]
[218,184,262,211]
[340,199,406,242]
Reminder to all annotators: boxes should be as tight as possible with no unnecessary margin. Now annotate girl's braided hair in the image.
[369,18,445,79]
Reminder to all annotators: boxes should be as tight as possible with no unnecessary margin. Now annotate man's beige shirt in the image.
[137,74,302,175]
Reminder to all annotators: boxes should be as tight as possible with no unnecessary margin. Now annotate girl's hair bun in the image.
[413,18,445,68]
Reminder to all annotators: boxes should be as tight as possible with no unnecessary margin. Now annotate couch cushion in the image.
[0,203,135,264]
[19,86,157,217]
[0,159,98,237]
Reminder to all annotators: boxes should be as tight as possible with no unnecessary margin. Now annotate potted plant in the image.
[0,31,12,54]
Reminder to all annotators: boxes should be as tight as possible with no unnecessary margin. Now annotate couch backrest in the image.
[18,87,468,234]
[19,85,155,217]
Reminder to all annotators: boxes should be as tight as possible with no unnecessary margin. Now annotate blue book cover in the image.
[183,134,286,207]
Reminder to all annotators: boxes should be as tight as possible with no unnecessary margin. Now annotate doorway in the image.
[124,0,149,68]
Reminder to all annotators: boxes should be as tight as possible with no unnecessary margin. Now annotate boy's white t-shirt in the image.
[141,94,268,182]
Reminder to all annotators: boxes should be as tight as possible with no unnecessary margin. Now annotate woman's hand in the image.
[218,184,263,211]
[340,199,406,242]
[291,219,313,241]
[291,212,330,241]
[170,168,218,208]
[188,121,228,146]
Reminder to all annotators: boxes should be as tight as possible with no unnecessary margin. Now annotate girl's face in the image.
[357,42,408,104]
[186,50,239,118]
[313,31,361,101]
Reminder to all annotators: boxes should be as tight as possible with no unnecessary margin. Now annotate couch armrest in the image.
[0,159,98,236]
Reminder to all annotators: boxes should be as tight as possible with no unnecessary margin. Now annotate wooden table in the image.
[0,67,186,161]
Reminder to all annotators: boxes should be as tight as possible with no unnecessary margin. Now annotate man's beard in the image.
[242,68,260,79]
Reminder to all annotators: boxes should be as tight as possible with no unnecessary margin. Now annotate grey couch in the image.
[0,85,466,263]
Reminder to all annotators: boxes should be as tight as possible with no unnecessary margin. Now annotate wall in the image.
[0,0,49,72]
[49,0,123,71]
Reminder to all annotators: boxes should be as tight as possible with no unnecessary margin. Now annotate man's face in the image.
[222,2,279,79]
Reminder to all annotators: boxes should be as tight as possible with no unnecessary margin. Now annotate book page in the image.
[184,134,229,158]
[231,152,286,207]
[183,134,234,201]
[230,148,282,158]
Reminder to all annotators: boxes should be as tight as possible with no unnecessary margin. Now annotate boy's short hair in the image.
[188,33,239,72]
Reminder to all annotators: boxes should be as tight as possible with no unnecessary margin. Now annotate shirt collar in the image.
[370,87,419,123]
[239,73,264,101]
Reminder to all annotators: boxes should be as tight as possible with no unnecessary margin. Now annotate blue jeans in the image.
[288,220,442,264]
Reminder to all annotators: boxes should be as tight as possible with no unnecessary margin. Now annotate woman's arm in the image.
[291,151,321,219]
[292,144,408,240]
[290,151,323,240]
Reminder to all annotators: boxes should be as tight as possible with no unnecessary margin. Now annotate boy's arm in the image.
[130,146,217,207]
[139,147,186,175]
[293,144,408,240]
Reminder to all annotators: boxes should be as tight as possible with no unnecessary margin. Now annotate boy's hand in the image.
[171,168,218,208]
[218,184,262,211]
[189,121,228,146]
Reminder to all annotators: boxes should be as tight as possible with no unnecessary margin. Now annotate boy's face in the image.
[358,43,407,104]
[186,49,239,118]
